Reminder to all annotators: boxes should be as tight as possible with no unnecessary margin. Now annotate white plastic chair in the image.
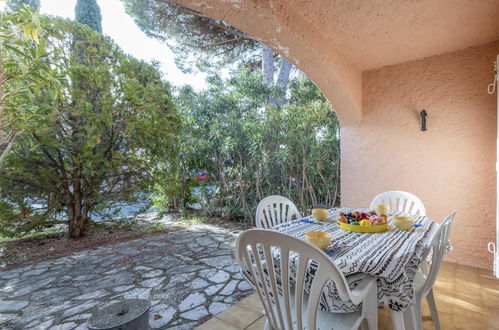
[235,229,378,330]
[403,211,456,330]
[255,195,302,228]
[370,191,426,216]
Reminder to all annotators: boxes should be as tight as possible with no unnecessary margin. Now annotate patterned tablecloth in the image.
[271,207,436,312]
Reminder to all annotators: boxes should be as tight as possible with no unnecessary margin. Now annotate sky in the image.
[3,0,209,90]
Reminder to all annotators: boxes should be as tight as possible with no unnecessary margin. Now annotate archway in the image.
[173,0,362,126]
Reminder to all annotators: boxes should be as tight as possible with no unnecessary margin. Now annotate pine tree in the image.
[75,0,102,33]
[7,0,40,11]
[123,0,292,105]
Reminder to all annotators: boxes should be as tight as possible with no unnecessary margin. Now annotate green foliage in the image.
[7,0,40,12]
[157,71,340,223]
[0,18,181,238]
[0,5,62,163]
[121,0,259,72]
[0,199,59,238]
[75,0,102,33]
[113,218,140,232]
[144,221,165,233]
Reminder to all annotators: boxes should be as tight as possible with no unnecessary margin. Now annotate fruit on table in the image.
[338,215,349,224]
[337,210,387,226]
[359,219,372,226]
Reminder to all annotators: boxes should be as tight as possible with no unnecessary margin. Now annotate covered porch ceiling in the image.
[279,0,498,71]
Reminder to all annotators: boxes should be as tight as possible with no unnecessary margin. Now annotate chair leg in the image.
[264,318,271,330]
[390,310,406,330]
[426,289,441,330]
[361,284,378,330]
[407,300,423,330]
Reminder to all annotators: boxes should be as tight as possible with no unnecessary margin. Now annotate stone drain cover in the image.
[88,299,150,330]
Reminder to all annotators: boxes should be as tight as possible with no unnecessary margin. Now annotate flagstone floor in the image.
[0,224,253,330]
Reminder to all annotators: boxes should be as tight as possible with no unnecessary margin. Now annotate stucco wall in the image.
[341,41,499,269]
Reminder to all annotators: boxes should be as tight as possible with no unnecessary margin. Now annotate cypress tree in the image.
[7,0,40,11]
[75,0,102,33]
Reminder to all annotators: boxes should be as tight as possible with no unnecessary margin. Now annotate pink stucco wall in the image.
[341,41,499,269]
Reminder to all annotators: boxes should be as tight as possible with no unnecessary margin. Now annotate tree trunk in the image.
[68,212,88,238]
[276,58,292,106]
[0,53,9,165]
[261,44,274,84]
[260,44,294,185]
[261,44,294,107]
[65,187,89,239]
[67,204,89,239]
[0,52,3,113]
[0,131,22,164]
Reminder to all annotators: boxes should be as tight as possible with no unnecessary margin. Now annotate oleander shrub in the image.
[154,71,340,223]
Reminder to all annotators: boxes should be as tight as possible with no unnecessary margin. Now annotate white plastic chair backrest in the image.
[235,229,359,330]
[255,195,302,228]
[370,191,426,216]
[420,211,456,297]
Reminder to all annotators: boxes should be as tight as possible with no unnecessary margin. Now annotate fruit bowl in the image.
[336,211,388,233]
[337,221,388,233]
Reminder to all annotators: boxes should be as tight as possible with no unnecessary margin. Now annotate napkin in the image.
[325,248,340,257]
[298,219,317,224]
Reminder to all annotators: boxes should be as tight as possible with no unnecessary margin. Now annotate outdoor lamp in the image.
[420,110,427,131]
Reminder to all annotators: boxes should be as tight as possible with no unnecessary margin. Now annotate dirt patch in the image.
[0,211,249,271]
[0,225,177,270]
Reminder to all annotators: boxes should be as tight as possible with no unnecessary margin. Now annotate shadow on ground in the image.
[0,224,253,329]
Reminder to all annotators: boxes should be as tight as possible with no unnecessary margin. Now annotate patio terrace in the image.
[0,224,252,329]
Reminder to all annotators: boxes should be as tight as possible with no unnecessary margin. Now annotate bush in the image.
[156,71,340,223]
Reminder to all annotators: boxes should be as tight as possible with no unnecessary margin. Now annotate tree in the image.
[122,0,258,71]
[7,0,40,12]
[159,70,340,221]
[75,0,102,33]
[122,0,340,222]
[122,0,292,105]
[0,18,180,238]
[0,5,61,164]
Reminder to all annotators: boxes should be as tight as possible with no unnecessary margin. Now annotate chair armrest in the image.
[349,275,377,305]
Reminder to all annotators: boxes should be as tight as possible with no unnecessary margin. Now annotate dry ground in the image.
[0,211,248,270]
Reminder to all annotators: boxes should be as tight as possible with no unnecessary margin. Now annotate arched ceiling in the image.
[171,0,499,124]
[280,0,498,71]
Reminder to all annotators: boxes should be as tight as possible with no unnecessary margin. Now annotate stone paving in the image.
[0,224,253,329]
